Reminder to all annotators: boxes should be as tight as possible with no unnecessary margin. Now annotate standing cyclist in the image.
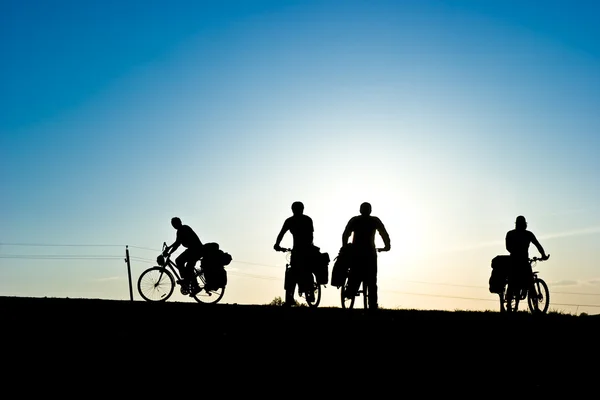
[164,217,204,295]
[274,201,315,307]
[342,202,391,310]
[505,215,549,311]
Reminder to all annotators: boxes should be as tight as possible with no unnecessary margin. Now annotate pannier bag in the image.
[489,255,511,294]
[201,242,232,289]
[330,244,354,288]
[315,250,330,285]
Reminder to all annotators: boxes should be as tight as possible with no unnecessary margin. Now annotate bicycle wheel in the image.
[138,267,175,302]
[505,284,520,312]
[304,273,321,308]
[341,279,355,309]
[504,282,523,312]
[192,271,225,304]
[528,278,550,314]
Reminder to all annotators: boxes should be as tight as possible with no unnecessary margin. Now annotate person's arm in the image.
[342,218,353,246]
[274,221,289,251]
[377,218,391,251]
[530,232,548,259]
[505,232,512,254]
[166,231,181,255]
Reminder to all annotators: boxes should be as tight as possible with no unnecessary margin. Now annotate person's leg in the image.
[506,260,519,312]
[292,249,312,302]
[345,264,362,298]
[284,262,296,306]
[175,251,190,282]
[186,255,201,292]
[176,250,200,293]
[366,252,378,309]
[300,264,315,302]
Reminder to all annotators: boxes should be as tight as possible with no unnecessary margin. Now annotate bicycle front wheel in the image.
[304,273,321,308]
[341,280,355,309]
[138,267,175,302]
[192,272,225,304]
[362,283,369,309]
[528,278,550,314]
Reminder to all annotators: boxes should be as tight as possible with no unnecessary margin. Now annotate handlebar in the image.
[531,254,550,262]
[161,242,170,257]
[276,247,387,253]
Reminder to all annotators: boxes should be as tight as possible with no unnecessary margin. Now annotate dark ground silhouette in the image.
[2,296,598,395]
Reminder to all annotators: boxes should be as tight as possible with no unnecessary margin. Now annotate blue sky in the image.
[1,0,599,313]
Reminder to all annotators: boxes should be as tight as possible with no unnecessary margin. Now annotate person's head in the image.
[291,201,304,215]
[360,202,372,216]
[515,215,527,230]
[171,217,182,229]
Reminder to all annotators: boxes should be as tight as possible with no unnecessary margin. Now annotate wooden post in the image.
[125,245,133,301]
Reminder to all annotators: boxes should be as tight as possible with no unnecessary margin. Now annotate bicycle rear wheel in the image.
[341,279,355,309]
[138,267,175,302]
[506,280,527,312]
[505,288,519,312]
[192,271,225,304]
[528,278,550,314]
[304,273,321,308]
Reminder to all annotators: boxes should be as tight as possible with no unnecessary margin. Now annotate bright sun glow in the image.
[308,174,428,280]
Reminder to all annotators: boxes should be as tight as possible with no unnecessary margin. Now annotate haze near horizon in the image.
[1,0,599,313]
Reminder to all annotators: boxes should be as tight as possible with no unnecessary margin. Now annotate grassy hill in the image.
[2,296,597,394]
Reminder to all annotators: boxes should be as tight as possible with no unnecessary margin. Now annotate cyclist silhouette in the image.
[274,201,315,307]
[505,215,548,307]
[164,217,204,295]
[342,202,391,310]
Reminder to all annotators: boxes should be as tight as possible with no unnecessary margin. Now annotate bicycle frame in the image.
[340,247,386,309]
[138,241,226,303]
[156,244,186,282]
[503,256,550,313]
[278,248,321,307]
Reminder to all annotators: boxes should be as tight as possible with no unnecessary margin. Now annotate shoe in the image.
[190,286,201,296]
[284,298,295,307]
[204,284,219,292]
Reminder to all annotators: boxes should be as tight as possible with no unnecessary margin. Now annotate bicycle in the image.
[502,255,550,313]
[137,242,225,304]
[277,248,322,307]
[340,248,387,309]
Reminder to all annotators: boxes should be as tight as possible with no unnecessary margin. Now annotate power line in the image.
[0,243,124,247]
[3,242,599,307]
[400,279,600,297]
[129,256,157,263]
[551,290,600,296]
[548,302,600,308]
[228,271,280,281]
[381,288,600,308]
[383,289,498,303]
[127,245,161,252]
[0,255,123,260]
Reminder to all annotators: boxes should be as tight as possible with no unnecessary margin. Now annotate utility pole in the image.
[125,245,133,301]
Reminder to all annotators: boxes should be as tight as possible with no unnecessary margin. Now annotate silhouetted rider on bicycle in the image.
[274,201,315,307]
[164,217,204,295]
[505,215,549,305]
[342,202,391,310]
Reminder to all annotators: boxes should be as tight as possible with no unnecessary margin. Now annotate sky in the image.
[1,0,599,314]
